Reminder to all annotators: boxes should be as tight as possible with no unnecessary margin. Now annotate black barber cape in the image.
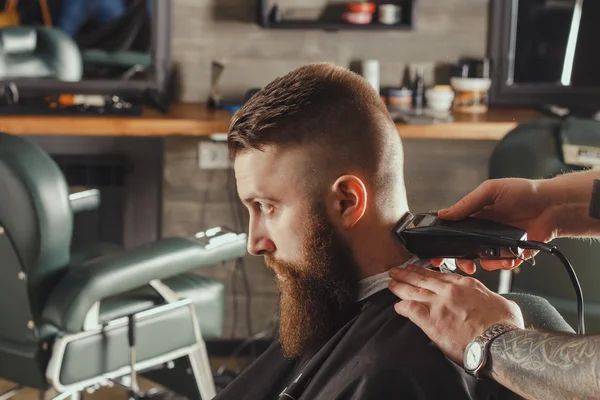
[215,289,521,400]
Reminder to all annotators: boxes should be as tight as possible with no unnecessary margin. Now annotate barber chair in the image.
[488,117,600,333]
[0,132,247,399]
[503,293,574,333]
[0,26,82,81]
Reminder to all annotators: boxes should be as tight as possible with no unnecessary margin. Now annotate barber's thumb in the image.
[437,207,450,216]
[439,195,482,220]
[438,206,460,220]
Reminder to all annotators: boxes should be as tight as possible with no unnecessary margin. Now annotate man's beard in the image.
[265,204,360,359]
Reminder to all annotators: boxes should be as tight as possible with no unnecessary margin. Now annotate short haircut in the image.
[228,63,405,205]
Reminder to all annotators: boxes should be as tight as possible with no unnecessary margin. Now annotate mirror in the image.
[509,0,600,87]
[0,0,152,83]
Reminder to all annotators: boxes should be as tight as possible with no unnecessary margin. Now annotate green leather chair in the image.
[0,27,83,81]
[488,117,600,333]
[0,132,247,399]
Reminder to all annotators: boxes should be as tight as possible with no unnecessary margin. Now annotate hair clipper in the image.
[393,212,527,261]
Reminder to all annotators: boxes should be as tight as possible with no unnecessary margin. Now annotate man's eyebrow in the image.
[240,196,254,204]
[241,195,279,204]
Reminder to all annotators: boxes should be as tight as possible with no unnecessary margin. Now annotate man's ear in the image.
[331,175,367,228]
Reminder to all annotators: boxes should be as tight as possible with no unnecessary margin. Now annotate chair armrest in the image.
[502,293,575,333]
[69,188,101,213]
[43,229,247,333]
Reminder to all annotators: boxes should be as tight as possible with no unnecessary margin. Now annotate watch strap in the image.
[480,323,520,344]
[465,323,520,378]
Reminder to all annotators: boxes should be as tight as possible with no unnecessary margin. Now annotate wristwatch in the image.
[463,323,520,379]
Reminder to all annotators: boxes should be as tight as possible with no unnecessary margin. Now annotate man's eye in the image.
[258,203,273,214]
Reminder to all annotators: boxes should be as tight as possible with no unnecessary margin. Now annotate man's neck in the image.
[353,217,413,280]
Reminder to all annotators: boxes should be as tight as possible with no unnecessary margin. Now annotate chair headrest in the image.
[490,117,600,180]
[0,132,72,283]
[0,27,37,54]
[0,27,83,81]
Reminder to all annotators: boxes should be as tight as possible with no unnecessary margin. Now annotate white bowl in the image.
[450,77,492,92]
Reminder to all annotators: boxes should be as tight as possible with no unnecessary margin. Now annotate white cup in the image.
[378,4,401,25]
[425,87,455,112]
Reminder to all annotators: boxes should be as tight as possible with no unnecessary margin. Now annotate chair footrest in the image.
[47,300,199,391]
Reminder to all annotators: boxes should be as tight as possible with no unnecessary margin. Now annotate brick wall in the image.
[171,0,489,102]
[163,0,494,338]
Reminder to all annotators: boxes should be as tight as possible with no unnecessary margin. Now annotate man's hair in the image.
[228,62,405,205]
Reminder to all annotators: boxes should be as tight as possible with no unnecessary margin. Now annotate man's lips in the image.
[266,260,294,282]
[270,266,292,282]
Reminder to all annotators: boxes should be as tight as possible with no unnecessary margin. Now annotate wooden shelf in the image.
[259,0,416,31]
[0,103,542,141]
[263,20,412,31]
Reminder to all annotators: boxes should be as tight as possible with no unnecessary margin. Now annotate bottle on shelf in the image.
[412,66,425,115]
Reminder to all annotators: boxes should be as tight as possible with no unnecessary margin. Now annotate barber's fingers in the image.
[389,264,457,293]
[456,259,476,275]
[388,279,435,302]
[479,255,538,271]
[408,264,464,283]
[428,258,445,267]
[394,300,430,326]
[431,258,529,274]
[479,259,515,271]
[438,181,497,221]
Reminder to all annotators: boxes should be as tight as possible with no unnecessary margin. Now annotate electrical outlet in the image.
[198,141,231,169]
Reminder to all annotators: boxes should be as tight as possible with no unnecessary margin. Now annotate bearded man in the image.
[215,63,522,399]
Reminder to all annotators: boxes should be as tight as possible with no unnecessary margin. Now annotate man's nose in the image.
[247,234,275,256]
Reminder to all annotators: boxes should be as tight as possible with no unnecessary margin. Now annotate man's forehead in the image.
[234,146,311,198]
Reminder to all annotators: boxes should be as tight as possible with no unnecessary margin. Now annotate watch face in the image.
[464,341,484,371]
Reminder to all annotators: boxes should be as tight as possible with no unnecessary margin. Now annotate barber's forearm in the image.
[541,170,600,238]
[486,329,600,400]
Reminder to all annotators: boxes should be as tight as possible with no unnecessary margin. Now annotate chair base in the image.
[0,343,51,391]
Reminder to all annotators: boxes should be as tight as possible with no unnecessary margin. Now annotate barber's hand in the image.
[435,178,562,274]
[388,265,524,366]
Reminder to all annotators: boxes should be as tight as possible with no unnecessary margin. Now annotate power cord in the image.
[517,240,585,335]
[239,257,254,338]
[229,258,255,339]
[215,316,278,376]
[230,258,239,339]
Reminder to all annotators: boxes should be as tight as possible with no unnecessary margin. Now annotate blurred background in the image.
[1,0,600,398]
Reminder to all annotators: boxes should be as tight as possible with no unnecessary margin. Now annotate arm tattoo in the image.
[487,329,600,400]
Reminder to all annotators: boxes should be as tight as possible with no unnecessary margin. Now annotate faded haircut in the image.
[227,62,405,206]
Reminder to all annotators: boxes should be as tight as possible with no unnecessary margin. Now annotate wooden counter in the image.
[397,108,541,140]
[0,103,541,140]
